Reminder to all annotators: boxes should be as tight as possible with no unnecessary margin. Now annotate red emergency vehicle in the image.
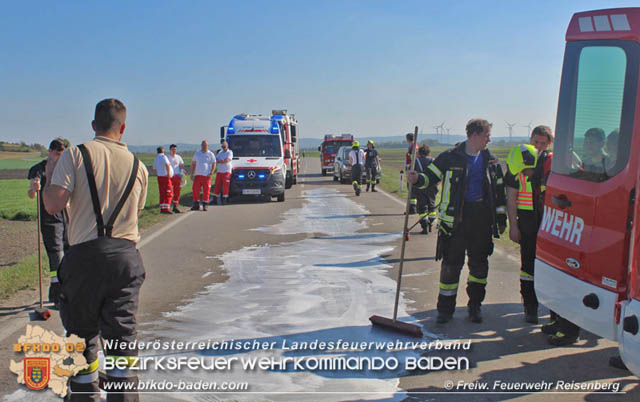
[319,134,353,176]
[535,8,640,375]
[271,110,299,189]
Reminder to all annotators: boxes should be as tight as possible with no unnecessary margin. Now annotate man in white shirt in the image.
[212,140,233,205]
[190,140,216,211]
[153,146,174,213]
[167,144,185,213]
[349,141,365,196]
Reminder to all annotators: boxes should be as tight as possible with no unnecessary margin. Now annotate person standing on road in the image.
[349,141,365,196]
[364,140,380,192]
[407,119,507,324]
[414,144,438,234]
[405,133,419,214]
[212,140,233,205]
[27,137,69,307]
[190,140,216,211]
[167,144,185,213]
[153,146,173,214]
[43,98,148,401]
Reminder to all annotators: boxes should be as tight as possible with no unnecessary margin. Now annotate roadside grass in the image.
[0,254,48,299]
[0,152,44,170]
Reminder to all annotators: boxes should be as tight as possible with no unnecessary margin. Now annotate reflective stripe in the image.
[439,282,458,290]
[419,213,428,219]
[410,199,417,205]
[50,277,59,283]
[496,178,503,184]
[495,206,506,214]
[516,173,534,210]
[440,170,452,222]
[428,163,443,179]
[417,173,430,190]
[520,270,534,281]
[439,289,458,296]
[78,358,100,375]
[428,211,437,216]
[468,274,487,284]
[49,271,57,278]
[71,370,99,384]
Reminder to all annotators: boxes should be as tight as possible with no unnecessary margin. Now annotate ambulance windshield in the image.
[227,135,282,157]
[553,43,638,182]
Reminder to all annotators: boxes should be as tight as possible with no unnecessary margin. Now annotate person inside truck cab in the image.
[605,129,619,171]
[581,127,607,173]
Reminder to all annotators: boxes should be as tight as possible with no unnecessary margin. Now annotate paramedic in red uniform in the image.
[167,144,185,213]
[43,98,148,401]
[153,146,173,214]
[212,140,233,205]
[190,140,215,211]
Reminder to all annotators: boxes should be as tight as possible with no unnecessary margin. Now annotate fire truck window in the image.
[569,46,627,181]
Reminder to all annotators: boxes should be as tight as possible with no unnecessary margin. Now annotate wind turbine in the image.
[445,127,451,144]
[437,122,446,143]
[523,122,533,137]
[506,121,517,143]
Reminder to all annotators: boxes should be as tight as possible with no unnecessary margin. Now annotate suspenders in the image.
[78,144,140,238]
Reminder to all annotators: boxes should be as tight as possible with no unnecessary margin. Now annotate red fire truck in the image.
[271,110,299,189]
[535,8,640,375]
[318,134,354,176]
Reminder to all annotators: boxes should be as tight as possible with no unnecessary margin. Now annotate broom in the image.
[34,190,51,320]
[369,126,423,337]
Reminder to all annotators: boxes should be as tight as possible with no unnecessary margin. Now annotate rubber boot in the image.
[420,220,428,234]
[371,183,377,192]
[202,201,207,211]
[191,202,200,211]
[366,183,370,192]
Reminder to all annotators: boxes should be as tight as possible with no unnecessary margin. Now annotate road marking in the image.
[139,211,192,249]
[375,187,405,207]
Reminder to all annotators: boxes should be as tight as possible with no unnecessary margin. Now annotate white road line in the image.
[375,187,405,207]
[138,211,192,249]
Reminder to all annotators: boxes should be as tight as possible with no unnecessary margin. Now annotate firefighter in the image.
[364,140,380,192]
[43,98,148,401]
[405,133,418,214]
[190,140,216,211]
[153,146,173,214]
[505,143,539,323]
[407,119,507,324]
[414,144,438,234]
[167,144,185,213]
[212,140,233,205]
[27,137,69,307]
[349,141,365,196]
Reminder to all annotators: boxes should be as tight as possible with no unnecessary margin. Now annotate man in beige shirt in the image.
[44,98,148,402]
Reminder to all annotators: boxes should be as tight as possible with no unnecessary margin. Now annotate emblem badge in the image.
[247,171,256,179]
[24,357,50,390]
[566,258,581,270]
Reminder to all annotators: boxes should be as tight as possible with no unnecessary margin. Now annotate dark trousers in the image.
[518,210,539,309]
[365,165,377,185]
[416,187,437,223]
[352,165,362,187]
[58,237,145,402]
[437,201,493,315]
[41,221,66,302]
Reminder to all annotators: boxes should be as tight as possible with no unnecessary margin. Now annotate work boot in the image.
[172,205,181,213]
[436,312,452,324]
[371,184,377,192]
[547,331,578,346]
[524,305,539,324]
[160,209,173,214]
[191,202,200,211]
[202,202,208,211]
[409,204,417,215]
[468,305,482,323]
[366,183,370,192]
[541,319,559,335]
[420,220,428,234]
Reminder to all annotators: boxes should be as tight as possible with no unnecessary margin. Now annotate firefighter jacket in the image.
[415,141,507,238]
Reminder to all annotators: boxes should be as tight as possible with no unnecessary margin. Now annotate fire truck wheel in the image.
[333,174,338,181]
[277,193,285,202]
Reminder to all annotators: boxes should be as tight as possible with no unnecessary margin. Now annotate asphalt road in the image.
[1,157,638,401]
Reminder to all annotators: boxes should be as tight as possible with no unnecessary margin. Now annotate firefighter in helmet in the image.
[414,144,438,234]
[349,141,365,196]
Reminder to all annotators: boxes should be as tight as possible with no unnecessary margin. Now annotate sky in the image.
[1,0,637,146]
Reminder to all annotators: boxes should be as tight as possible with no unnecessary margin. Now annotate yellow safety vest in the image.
[516,173,534,211]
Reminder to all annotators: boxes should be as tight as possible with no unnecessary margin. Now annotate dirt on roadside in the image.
[0,220,39,268]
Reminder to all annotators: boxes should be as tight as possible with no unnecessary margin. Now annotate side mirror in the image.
[285,149,292,159]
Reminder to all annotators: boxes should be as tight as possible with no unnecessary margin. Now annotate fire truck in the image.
[220,114,287,202]
[271,110,299,189]
[535,8,640,375]
[318,134,354,176]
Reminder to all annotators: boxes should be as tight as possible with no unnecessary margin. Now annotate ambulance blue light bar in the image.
[227,119,236,134]
[270,118,280,134]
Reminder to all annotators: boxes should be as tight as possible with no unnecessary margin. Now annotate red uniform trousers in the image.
[170,175,182,206]
[192,175,211,202]
[157,176,173,212]
[213,172,232,198]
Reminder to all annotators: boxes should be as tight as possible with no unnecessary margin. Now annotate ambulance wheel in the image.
[322,169,327,176]
[277,193,285,202]
[285,172,293,189]
[293,175,297,185]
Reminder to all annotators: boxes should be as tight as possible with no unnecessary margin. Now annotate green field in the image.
[0,152,45,170]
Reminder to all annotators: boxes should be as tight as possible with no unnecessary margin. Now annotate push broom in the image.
[369,126,423,337]
[34,190,51,320]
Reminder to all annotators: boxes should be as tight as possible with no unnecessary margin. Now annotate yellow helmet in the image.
[367,140,374,146]
[352,140,360,148]
[506,144,537,175]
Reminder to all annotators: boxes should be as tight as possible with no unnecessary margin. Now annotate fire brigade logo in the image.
[247,171,256,179]
[247,159,257,163]
[24,357,50,390]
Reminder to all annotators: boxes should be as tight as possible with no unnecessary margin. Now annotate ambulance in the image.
[535,8,640,375]
[220,114,287,202]
[271,109,300,189]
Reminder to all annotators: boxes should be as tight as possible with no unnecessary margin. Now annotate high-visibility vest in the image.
[516,173,534,211]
